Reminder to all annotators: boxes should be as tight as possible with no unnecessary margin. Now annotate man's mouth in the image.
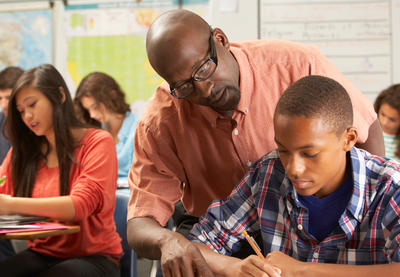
[209,88,225,105]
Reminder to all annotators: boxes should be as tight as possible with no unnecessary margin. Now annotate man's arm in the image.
[127,217,214,277]
[355,119,385,156]
[267,251,400,277]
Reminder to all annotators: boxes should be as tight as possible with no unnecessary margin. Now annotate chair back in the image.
[114,191,137,277]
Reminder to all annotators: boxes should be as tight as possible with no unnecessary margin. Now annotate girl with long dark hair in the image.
[0,64,121,276]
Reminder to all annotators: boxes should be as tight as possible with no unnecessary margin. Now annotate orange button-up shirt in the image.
[128,39,376,225]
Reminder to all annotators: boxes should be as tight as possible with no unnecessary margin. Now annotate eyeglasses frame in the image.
[169,30,218,99]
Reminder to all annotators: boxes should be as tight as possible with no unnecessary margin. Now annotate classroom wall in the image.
[1,0,399,103]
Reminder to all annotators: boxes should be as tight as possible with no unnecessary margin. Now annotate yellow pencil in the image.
[242,230,265,260]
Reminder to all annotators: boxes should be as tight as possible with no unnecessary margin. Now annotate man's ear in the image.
[342,126,358,151]
[213,28,230,50]
[58,86,66,103]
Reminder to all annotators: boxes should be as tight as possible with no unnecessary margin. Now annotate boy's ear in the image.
[342,126,358,151]
[58,86,66,103]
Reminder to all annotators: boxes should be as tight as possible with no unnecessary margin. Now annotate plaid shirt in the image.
[190,147,400,265]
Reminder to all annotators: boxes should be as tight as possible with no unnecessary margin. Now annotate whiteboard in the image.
[259,0,400,102]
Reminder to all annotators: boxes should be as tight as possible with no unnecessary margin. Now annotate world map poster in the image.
[0,9,52,71]
[64,0,210,111]
[64,1,177,108]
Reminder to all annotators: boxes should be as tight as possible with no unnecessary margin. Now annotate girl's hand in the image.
[0,194,12,215]
[223,255,281,277]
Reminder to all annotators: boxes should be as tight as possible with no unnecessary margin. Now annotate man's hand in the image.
[160,232,215,277]
[266,251,305,277]
[127,217,215,277]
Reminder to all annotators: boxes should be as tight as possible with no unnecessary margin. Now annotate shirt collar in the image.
[117,111,133,142]
[346,147,367,223]
[230,45,253,115]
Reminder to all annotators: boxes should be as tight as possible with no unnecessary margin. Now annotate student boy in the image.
[0,66,24,163]
[0,66,23,262]
[190,75,400,277]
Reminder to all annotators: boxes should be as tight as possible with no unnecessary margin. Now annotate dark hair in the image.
[0,66,24,90]
[374,84,400,158]
[6,64,86,197]
[275,75,353,136]
[74,72,130,125]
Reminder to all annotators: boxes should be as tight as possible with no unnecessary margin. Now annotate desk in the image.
[0,225,80,240]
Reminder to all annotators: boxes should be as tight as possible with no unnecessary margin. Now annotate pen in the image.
[242,230,265,260]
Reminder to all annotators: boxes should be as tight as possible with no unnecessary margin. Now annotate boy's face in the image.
[274,114,357,198]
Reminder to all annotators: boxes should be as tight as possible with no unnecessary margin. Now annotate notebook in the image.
[0,214,49,227]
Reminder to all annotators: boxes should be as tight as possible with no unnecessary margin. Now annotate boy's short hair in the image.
[0,66,24,90]
[275,75,353,135]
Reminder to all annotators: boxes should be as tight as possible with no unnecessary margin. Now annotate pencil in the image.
[242,230,265,260]
[0,176,5,184]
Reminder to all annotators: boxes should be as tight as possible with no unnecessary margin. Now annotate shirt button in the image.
[234,129,239,135]
[297,224,303,231]
[247,160,252,167]
[358,215,362,221]
[245,108,249,113]
[313,252,319,259]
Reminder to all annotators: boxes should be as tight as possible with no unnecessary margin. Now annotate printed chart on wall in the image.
[259,0,399,102]
[64,0,210,112]
[0,9,52,70]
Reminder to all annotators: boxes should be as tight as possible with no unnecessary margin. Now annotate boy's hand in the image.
[266,251,304,277]
[223,255,281,277]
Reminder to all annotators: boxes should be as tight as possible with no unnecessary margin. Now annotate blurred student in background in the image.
[74,72,138,184]
[0,66,24,263]
[0,66,24,163]
[374,84,400,161]
[0,64,122,276]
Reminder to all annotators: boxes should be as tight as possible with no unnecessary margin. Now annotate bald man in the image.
[127,9,384,276]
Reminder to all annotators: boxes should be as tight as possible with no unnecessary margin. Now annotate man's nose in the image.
[193,79,214,98]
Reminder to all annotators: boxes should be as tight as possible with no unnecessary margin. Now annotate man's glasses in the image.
[169,31,218,99]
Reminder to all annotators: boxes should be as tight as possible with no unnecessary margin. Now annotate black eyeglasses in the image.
[169,31,218,99]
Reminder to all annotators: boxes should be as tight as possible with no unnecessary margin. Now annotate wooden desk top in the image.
[0,225,80,240]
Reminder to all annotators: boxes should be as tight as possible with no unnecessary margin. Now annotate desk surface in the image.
[0,225,80,240]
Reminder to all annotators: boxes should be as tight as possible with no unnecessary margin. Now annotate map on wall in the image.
[64,0,210,111]
[0,9,52,71]
[64,0,177,109]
